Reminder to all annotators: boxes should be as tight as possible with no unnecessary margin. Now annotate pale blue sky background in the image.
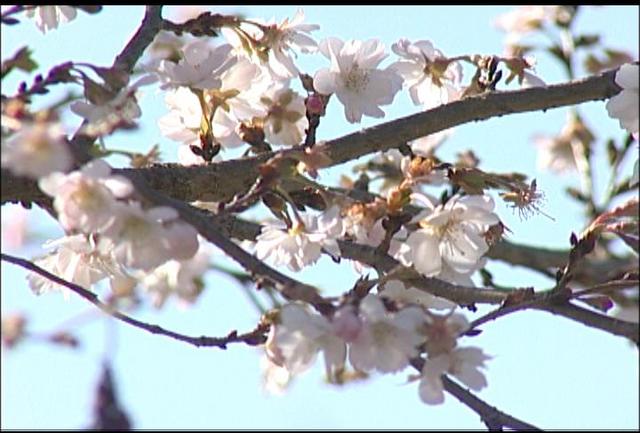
[1,6,639,429]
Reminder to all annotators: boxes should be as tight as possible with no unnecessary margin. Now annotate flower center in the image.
[344,65,369,92]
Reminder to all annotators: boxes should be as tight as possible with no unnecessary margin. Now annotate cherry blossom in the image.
[493,6,571,46]
[349,294,426,373]
[260,86,308,146]
[27,234,135,298]
[606,63,639,135]
[534,113,594,174]
[102,203,199,271]
[398,194,500,276]
[266,303,347,379]
[260,353,292,396]
[389,38,463,108]
[313,37,402,123]
[1,121,72,179]
[25,6,77,33]
[155,41,236,90]
[70,75,156,137]
[223,9,319,80]
[137,246,210,308]
[419,346,491,405]
[38,159,133,233]
[255,207,343,272]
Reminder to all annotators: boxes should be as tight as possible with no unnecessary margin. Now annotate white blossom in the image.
[255,207,343,272]
[606,63,639,135]
[27,234,134,298]
[349,294,425,373]
[314,37,402,123]
[222,9,319,80]
[156,41,236,90]
[1,121,72,179]
[266,303,346,379]
[419,347,491,405]
[103,203,199,271]
[534,113,593,174]
[38,159,133,233]
[389,38,462,108]
[398,194,499,276]
[260,85,308,146]
[71,75,156,137]
[26,6,77,33]
[137,246,209,308]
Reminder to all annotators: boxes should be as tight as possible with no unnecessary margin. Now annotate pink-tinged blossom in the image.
[1,121,72,179]
[419,347,491,405]
[606,63,639,135]
[38,159,133,233]
[27,234,135,298]
[313,37,402,123]
[260,353,292,396]
[266,303,347,379]
[158,87,202,150]
[389,39,462,108]
[349,294,425,373]
[255,206,343,272]
[534,113,594,174]
[103,203,198,271]
[25,6,77,33]
[156,41,236,90]
[260,86,308,146]
[493,6,571,46]
[1,205,28,251]
[398,194,499,276]
[71,75,156,137]
[223,9,319,80]
[137,246,210,308]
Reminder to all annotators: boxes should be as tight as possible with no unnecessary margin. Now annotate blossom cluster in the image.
[263,294,490,405]
[25,159,201,302]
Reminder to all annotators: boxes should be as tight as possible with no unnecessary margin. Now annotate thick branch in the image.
[1,253,268,349]
[2,67,625,205]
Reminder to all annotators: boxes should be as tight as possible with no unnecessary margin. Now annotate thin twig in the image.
[410,358,541,431]
[1,253,268,349]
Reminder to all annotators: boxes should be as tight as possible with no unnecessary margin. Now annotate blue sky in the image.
[1,5,639,429]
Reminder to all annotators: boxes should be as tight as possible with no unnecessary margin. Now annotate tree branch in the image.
[441,375,541,431]
[127,176,335,315]
[70,6,165,165]
[2,66,626,205]
[410,358,541,431]
[1,252,268,349]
